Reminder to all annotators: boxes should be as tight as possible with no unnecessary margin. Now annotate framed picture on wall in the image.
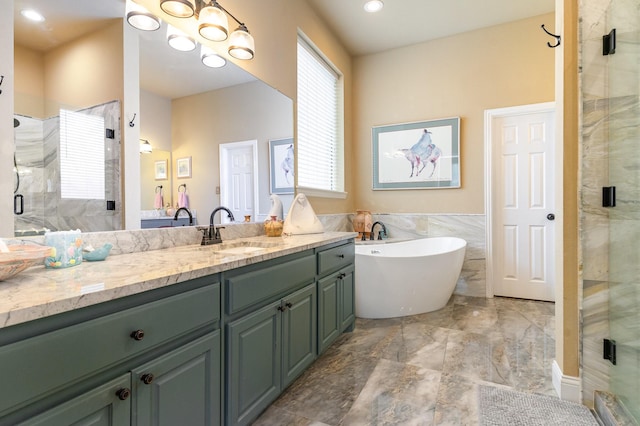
[154,160,167,180]
[176,156,192,179]
[372,117,460,190]
[269,138,294,194]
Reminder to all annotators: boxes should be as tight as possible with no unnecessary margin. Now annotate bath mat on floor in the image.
[478,385,599,426]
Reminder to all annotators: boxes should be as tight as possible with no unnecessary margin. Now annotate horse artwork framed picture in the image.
[269,137,295,194]
[372,117,460,190]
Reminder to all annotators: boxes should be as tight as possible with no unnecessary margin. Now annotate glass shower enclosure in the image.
[607,0,640,420]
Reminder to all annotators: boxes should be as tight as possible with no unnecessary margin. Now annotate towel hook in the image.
[541,24,561,48]
[155,185,163,193]
[129,113,136,127]
[178,183,187,192]
[0,75,4,94]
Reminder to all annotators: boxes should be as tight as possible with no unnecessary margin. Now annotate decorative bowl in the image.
[83,243,113,262]
[0,244,54,281]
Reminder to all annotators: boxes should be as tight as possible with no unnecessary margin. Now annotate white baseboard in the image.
[552,360,582,403]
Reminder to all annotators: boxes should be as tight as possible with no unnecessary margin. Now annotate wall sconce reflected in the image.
[140,139,153,154]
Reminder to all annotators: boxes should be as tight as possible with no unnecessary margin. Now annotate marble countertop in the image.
[0,232,356,329]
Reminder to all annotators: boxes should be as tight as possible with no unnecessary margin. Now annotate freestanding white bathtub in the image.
[355,237,467,319]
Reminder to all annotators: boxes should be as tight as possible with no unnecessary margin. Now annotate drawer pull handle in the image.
[130,330,145,341]
[141,374,155,385]
[337,254,345,258]
[116,388,131,401]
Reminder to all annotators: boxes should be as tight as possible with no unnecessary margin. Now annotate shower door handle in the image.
[14,194,23,215]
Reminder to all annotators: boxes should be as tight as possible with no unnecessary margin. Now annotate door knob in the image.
[547,213,555,221]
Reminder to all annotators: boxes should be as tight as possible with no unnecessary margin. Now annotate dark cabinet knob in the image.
[337,254,345,258]
[285,302,293,309]
[116,388,131,400]
[130,330,145,341]
[141,374,154,385]
[338,273,345,279]
[277,306,285,312]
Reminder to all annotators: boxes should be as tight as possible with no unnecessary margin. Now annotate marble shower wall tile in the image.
[318,213,487,297]
[14,101,122,235]
[582,281,611,406]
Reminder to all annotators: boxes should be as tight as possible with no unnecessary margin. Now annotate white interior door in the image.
[487,103,556,301]
[219,140,258,223]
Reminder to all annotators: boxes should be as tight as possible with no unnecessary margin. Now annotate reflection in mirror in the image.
[140,149,172,211]
[13,0,294,233]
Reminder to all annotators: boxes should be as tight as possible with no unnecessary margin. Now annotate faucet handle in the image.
[214,226,225,240]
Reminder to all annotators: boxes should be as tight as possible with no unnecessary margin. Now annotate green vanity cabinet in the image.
[0,277,222,426]
[317,242,355,354]
[226,283,317,426]
[132,331,221,426]
[16,374,132,426]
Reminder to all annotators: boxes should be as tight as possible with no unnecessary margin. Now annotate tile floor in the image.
[253,295,557,425]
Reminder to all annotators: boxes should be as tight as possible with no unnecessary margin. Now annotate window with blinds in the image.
[297,35,344,195]
[59,109,105,200]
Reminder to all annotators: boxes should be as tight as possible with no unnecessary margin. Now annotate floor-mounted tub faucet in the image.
[370,221,387,240]
[204,206,235,244]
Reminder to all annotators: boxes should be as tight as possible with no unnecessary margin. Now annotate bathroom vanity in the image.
[0,232,355,426]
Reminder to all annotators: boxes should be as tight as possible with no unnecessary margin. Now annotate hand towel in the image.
[178,191,189,208]
[283,193,324,235]
[154,190,163,209]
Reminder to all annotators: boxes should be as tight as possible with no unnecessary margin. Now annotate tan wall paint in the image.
[562,0,580,378]
[14,45,45,118]
[353,13,555,213]
[43,20,123,117]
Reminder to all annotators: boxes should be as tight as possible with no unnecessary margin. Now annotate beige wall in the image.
[353,13,555,213]
[14,45,44,118]
[42,20,123,117]
[171,80,293,225]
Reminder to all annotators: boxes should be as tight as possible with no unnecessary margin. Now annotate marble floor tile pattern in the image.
[253,295,556,426]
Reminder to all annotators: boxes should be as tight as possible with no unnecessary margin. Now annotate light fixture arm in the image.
[198,0,247,30]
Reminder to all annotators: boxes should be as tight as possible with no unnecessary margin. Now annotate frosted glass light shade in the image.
[126,0,161,31]
[198,3,228,41]
[167,24,196,51]
[160,0,195,18]
[228,26,254,60]
[140,140,152,154]
[201,45,227,68]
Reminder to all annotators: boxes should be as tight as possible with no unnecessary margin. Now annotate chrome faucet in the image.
[173,207,193,225]
[204,206,235,244]
[370,221,387,240]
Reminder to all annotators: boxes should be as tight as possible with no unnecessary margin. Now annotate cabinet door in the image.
[227,302,281,426]
[18,374,131,426]
[318,273,340,354]
[132,331,221,426]
[340,266,355,332]
[282,283,317,388]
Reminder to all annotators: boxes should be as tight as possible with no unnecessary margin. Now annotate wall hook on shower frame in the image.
[541,24,561,48]
[0,75,4,94]
[129,113,136,127]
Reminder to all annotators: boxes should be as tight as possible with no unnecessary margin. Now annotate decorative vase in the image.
[353,209,372,239]
[264,216,284,237]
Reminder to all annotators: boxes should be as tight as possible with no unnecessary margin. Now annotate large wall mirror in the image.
[13,0,293,234]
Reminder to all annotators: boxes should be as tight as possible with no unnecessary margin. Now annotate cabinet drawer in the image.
[0,283,220,415]
[226,255,315,315]
[317,243,355,276]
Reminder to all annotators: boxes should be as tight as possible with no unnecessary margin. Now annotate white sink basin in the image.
[210,240,283,255]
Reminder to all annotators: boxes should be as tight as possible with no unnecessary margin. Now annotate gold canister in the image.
[264,216,284,237]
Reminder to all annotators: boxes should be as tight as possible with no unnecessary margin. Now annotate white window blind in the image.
[297,36,344,193]
[59,109,105,200]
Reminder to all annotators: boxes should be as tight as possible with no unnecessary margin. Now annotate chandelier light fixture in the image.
[126,0,161,31]
[201,45,227,68]
[126,0,254,61]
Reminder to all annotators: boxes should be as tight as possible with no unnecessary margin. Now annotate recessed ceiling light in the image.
[21,9,45,22]
[363,0,384,13]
